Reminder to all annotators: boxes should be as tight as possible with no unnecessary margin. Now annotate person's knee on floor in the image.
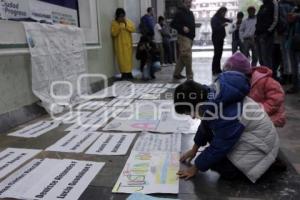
[174,72,280,183]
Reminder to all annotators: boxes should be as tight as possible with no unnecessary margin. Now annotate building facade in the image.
[191,0,240,45]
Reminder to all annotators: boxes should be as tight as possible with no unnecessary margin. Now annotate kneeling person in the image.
[174,72,279,183]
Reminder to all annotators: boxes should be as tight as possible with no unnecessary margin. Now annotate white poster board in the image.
[8,121,61,138]
[46,132,101,153]
[0,148,41,179]
[104,100,200,134]
[0,159,104,200]
[86,133,136,155]
[23,22,88,114]
[112,152,179,194]
[133,133,181,153]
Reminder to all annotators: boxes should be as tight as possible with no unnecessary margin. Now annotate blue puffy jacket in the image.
[194,71,251,172]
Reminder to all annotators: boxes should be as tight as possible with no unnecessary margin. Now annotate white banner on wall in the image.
[86,133,136,155]
[0,159,104,200]
[46,132,101,153]
[1,0,78,25]
[8,121,61,138]
[23,22,88,114]
[0,148,41,179]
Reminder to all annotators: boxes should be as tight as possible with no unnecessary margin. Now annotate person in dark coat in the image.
[171,0,196,80]
[255,0,279,68]
[211,7,233,75]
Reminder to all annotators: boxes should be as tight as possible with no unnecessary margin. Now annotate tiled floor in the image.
[1,51,300,200]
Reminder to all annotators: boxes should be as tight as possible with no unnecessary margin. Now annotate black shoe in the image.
[269,158,287,173]
[151,74,156,79]
[173,75,186,80]
[286,87,298,94]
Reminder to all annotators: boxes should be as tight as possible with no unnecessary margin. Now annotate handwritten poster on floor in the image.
[86,133,136,155]
[46,132,101,153]
[112,151,179,194]
[0,148,41,179]
[0,159,105,200]
[8,121,61,138]
[133,133,181,153]
[103,100,200,133]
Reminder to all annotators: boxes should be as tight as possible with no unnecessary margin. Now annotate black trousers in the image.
[201,124,244,180]
[212,37,224,74]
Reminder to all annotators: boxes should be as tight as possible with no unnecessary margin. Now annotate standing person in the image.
[211,7,233,75]
[161,21,174,65]
[240,6,258,66]
[255,0,279,69]
[154,16,165,67]
[111,8,135,80]
[171,0,196,80]
[140,7,155,39]
[286,5,300,94]
[277,0,296,83]
[229,12,245,54]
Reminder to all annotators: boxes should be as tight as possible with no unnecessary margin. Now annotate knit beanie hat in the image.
[223,52,252,74]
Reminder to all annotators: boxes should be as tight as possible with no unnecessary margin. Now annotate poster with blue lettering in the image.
[0,159,104,200]
[112,151,180,194]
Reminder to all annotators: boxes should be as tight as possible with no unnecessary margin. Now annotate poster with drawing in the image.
[8,121,61,138]
[112,151,179,194]
[0,148,41,179]
[23,22,88,114]
[0,159,105,200]
[46,132,101,153]
[103,100,200,133]
[85,133,136,155]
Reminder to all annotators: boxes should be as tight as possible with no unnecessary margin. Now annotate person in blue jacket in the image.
[174,71,281,182]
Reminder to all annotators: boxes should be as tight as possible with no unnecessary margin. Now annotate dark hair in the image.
[158,16,164,22]
[216,7,228,17]
[247,6,256,13]
[237,12,244,18]
[115,8,126,20]
[174,80,209,115]
[147,7,153,13]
